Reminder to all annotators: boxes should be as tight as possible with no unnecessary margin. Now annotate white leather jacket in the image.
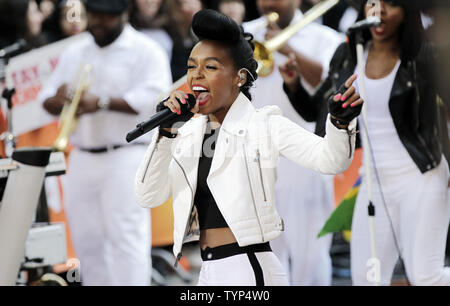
[135,93,357,266]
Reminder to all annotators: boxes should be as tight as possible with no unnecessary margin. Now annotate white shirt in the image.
[139,28,173,60]
[243,10,345,132]
[356,53,415,172]
[339,6,358,33]
[38,24,172,147]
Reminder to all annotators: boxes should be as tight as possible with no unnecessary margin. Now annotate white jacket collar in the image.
[178,92,255,137]
[221,93,255,137]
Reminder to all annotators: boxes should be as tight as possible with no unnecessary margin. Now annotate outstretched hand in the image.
[328,74,363,127]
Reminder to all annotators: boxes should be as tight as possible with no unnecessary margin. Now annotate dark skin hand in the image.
[280,56,362,129]
[43,84,138,116]
[265,20,323,87]
[335,74,363,109]
[43,84,71,115]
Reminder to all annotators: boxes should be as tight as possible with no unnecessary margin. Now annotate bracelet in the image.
[159,128,177,138]
[97,96,111,110]
[330,115,349,129]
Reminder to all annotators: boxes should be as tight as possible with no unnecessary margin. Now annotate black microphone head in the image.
[179,93,197,113]
[347,16,381,34]
[186,94,197,109]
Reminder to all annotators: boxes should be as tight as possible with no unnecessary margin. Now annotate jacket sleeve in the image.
[134,131,174,208]
[270,113,357,175]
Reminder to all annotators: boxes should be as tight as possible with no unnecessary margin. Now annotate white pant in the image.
[64,146,151,286]
[197,251,288,286]
[351,158,450,286]
[271,157,334,285]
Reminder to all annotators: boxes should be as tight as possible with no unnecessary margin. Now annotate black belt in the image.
[201,242,270,286]
[78,142,148,153]
[200,242,271,261]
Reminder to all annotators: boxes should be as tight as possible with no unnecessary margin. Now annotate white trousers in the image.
[351,158,450,286]
[271,157,334,285]
[64,146,151,286]
[197,251,289,286]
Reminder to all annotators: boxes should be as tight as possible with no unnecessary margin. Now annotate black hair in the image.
[191,9,258,101]
[348,0,426,63]
[129,0,170,30]
[0,0,30,48]
[42,0,86,42]
[0,0,47,50]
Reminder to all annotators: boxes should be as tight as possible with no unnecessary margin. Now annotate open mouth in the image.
[373,21,386,35]
[192,85,211,106]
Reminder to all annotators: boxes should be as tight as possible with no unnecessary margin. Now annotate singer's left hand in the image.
[328,74,363,129]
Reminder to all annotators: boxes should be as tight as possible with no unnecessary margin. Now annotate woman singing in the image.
[135,9,362,286]
[281,0,450,285]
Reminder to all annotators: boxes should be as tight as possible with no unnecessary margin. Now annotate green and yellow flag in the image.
[318,177,361,238]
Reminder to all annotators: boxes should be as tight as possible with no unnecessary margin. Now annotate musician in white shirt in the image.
[38,0,171,285]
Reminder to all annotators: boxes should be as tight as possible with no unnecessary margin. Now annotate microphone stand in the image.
[0,54,17,158]
[354,30,380,286]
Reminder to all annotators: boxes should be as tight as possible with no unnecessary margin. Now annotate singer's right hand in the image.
[163,90,199,115]
[158,91,198,133]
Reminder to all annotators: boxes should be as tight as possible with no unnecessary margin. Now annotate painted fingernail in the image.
[335,94,342,101]
[182,98,186,104]
[341,95,347,102]
[342,103,348,109]
[351,103,356,107]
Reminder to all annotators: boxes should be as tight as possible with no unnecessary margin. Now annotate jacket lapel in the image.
[208,93,255,178]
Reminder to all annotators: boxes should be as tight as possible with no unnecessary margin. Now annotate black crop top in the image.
[193,125,229,230]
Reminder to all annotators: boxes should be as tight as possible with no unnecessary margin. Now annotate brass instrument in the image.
[254,0,339,77]
[53,64,92,151]
[255,12,280,32]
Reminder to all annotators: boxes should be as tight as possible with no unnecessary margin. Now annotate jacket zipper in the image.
[256,150,267,202]
[347,130,353,159]
[243,145,265,242]
[172,156,195,267]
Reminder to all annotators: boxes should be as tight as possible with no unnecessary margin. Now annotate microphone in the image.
[126,94,196,143]
[347,16,381,33]
[0,39,26,58]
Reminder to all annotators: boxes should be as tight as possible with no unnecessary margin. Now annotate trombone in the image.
[254,0,339,77]
[157,2,338,101]
[53,64,92,152]
[253,12,280,33]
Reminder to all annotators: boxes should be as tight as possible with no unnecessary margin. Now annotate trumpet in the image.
[53,64,92,152]
[254,0,339,77]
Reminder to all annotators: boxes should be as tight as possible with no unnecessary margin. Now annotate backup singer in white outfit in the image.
[348,0,450,285]
[38,0,171,285]
[278,0,449,286]
[352,50,450,286]
[243,1,345,285]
